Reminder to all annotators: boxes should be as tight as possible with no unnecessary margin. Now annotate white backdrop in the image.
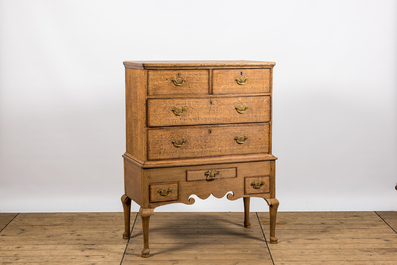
[0,0,396,213]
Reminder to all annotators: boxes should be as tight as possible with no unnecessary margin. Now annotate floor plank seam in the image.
[0,213,19,234]
[120,212,139,265]
[375,211,397,235]
[256,212,275,265]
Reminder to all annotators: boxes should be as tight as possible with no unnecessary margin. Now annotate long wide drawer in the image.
[147,96,270,127]
[148,70,209,96]
[213,69,271,94]
[147,124,269,160]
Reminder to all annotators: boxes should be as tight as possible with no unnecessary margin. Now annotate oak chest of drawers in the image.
[121,61,279,257]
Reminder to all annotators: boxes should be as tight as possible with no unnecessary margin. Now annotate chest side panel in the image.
[125,68,147,161]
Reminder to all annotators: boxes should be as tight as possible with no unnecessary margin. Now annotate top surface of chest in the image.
[123,60,275,69]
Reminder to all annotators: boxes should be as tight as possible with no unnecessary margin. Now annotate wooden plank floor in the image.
[124,212,272,265]
[0,211,396,264]
[0,212,128,264]
[259,211,397,265]
[0,213,18,232]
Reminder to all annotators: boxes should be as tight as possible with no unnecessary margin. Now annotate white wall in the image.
[0,0,396,213]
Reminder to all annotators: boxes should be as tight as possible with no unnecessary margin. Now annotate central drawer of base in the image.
[186,167,237,182]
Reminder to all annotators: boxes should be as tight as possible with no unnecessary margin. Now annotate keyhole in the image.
[177,73,180,77]
[210,100,213,105]
[240,71,243,76]
[209,129,212,134]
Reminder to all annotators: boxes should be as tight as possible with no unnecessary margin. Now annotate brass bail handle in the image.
[171,107,187,116]
[205,170,220,181]
[172,138,187,148]
[251,181,265,189]
[235,105,249,114]
[234,135,248,144]
[158,188,172,196]
[172,72,186,86]
[235,71,248,85]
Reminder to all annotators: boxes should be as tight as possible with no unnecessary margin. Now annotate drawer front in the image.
[244,176,270,195]
[148,124,269,160]
[149,182,178,202]
[186,167,237,182]
[148,70,209,96]
[213,69,271,94]
[148,96,270,127]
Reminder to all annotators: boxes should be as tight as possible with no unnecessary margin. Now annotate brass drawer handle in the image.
[235,105,249,114]
[172,138,187,148]
[235,76,248,85]
[157,188,172,196]
[171,107,187,116]
[234,136,248,144]
[251,181,265,189]
[205,170,220,181]
[171,73,186,86]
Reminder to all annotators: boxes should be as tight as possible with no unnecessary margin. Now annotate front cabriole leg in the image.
[139,207,154,258]
[265,198,279,244]
[121,194,131,239]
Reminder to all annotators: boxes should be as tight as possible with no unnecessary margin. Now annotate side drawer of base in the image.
[149,182,179,203]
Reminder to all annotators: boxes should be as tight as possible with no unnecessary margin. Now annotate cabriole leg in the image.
[243,197,251,228]
[121,194,131,239]
[139,207,154,258]
[265,198,279,244]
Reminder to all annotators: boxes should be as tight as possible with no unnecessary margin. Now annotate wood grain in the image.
[213,69,271,94]
[147,123,270,160]
[148,70,209,96]
[148,96,270,127]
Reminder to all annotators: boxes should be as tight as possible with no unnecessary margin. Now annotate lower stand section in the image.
[121,194,278,258]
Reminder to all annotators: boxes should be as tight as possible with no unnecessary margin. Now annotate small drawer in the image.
[149,182,178,203]
[147,96,270,127]
[213,69,271,94]
[244,176,270,195]
[147,124,269,160]
[148,70,209,96]
[186,167,237,182]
